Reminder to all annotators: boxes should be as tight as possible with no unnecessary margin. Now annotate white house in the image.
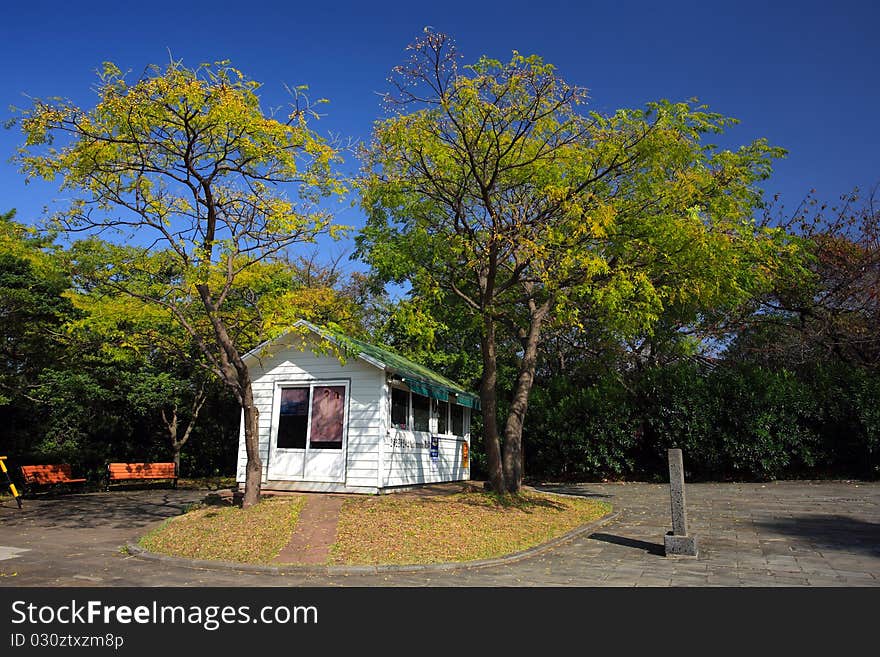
[236,320,479,494]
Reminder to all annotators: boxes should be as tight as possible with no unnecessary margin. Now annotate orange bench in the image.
[20,464,87,494]
[107,462,177,489]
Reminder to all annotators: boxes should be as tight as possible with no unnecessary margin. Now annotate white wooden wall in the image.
[236,332,473,493]
[236,335,383,490]
[380,408,470,488]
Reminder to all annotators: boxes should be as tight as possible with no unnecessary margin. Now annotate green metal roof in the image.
[296,321,480,409]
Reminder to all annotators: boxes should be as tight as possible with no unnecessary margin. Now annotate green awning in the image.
[454,394,479,409]
[405,378,449,402]
[288,320,481,412]
[403,377,480,409]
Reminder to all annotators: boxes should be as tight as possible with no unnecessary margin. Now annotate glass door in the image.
[268,381,349,483]
[304,385,347,482]
[267,386,310,480]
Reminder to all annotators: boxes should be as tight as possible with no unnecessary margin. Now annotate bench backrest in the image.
[108,462,176,479]
[21,464,76,484]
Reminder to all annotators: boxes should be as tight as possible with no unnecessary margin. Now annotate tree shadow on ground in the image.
[754,514,880,557]
[470,494,568,512]
[201,492,235,507]
[0,498,22,512]
[533,483,614,499]
[589,532,665,556]
[0,490,208,530]
[411,490,570,512]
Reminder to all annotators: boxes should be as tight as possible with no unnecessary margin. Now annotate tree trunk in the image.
[162,386,206,482]
[502,304,548,493]
[479,317,505,494]
[240,377,262,508]
[162,408,181,474]
[195,282,262,508]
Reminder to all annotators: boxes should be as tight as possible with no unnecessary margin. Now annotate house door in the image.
[267,381,349,483]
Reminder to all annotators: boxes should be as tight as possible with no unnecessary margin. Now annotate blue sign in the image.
[430,436,439,460]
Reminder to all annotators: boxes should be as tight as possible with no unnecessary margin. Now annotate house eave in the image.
[241,321,387,373]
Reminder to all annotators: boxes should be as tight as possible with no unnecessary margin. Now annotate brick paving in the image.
[274,494,348,565]
[0,480,877,586]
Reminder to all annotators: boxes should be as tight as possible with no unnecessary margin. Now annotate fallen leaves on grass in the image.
[331,490,611,566]
[139,497,305,564]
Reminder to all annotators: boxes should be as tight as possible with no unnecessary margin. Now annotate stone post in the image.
[664,448,698,557]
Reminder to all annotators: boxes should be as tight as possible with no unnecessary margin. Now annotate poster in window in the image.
[309,385,345,449]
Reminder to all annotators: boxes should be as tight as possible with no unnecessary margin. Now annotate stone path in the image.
[535,480,880,586]
[0,480,877,586]
[274,495,348,565]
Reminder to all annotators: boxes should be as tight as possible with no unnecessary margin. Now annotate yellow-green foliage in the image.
[60,239,364,366]
[13,58,350,377]
[17,60,343,199]
[0,211,65,283]
[359,33,803,341]
[13,58,346,297]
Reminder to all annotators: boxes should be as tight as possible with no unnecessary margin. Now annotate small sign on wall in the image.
[461,441,469,468]
[430,436,439,460]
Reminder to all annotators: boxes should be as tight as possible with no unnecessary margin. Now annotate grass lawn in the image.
[137,487,611,566]
[331,489,611,565]
[139,496,305,564]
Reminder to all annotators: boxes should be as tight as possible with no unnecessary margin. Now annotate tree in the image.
[0,210,79,456]
[14,59,345,506]
[357,31,798,493]
[736,186,880,369]
[62,238,366,472]
[126,368,209,472]
[0,212,70,404]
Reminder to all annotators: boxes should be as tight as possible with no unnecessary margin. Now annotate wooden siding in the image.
[380,407,471,487]
[236,335,383,489]
[236,331,473,493]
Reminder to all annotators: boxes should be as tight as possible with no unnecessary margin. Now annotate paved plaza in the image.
[0,480,877,586]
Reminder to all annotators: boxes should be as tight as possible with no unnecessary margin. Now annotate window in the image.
[309,385,345,450]
[412,393,430,432]
[391,387,409,429]
[277,387,310,448]
[437,400,449,435]
[391,388,461,435]
[451,403,464,436]
[276,384,347,451]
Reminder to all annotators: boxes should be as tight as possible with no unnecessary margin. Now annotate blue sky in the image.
[1,0,877,273]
